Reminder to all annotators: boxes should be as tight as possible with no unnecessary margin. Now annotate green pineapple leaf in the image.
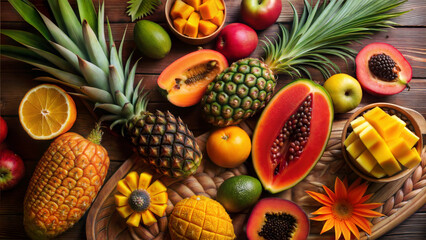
[1,29,53,52]
[127,0,161,22]
[77,0,98,33]
[47,0,67,33]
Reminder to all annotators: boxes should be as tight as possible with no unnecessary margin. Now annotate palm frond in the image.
[127,0,161,22]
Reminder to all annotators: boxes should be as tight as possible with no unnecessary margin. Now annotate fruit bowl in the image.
[165,0,226,45]
[341,103,423,183]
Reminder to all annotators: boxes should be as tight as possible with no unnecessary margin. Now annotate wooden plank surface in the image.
[0,0,425,239]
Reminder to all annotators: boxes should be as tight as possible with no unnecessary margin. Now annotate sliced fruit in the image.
[353,121,370,136]
[252,80,333,193]
[127,212,142,227]
[138,172,153,190]
[358,125,381,149]
[171,0,195,20]
[184,0,202,10]
[141,210,157,226]
[173,18,187,34]
[398,147,421,169]
[19,84,76,140]
[151,192,168,204]
[158,49,228,107]
[183,12,200,37]
[350,116,366,129]
[356,150,377,173]
[114,195,128,207]
[246,198,309,240]
[149,203,168,217]
[210,10,224,26]
[125,171,139,191]
[147,180,167,195]
[356,43,412,96]
[400,127,419,149]
[199,0,218,20]
[346,138,366,160]
[368,140,401,176]
[344,132,358,147]
[373,115,405,141]
[199,20,218,36]
[215,0,224,10]
[116,179,132,196]
[370,165,387,178]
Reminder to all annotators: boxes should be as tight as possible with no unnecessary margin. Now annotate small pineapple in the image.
[202,58,276,126]
[2,0,202,178]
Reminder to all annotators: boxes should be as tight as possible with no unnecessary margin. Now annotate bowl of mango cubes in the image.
[165,0,226,45]
[342,103,423,182]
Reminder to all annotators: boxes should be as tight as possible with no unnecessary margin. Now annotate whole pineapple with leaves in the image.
[202,0,407,127]
[1,0,201,178]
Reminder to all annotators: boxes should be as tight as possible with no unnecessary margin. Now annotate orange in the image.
[206,126,251,168]
[19,84,77,140]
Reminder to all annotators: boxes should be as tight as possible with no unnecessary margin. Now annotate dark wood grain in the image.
[0,0,425,239]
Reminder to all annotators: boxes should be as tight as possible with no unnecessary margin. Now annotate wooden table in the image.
[1,0,425,239]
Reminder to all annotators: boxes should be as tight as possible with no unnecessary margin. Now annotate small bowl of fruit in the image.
[342,103,423,182]
[165,0,226,45]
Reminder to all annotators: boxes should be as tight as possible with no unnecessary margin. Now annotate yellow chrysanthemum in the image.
[306,178,383,240]
[114,171,168,227]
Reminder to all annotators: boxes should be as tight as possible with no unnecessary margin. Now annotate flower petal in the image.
[306,191,333,206]
[320,218,335,234]
[311,214,332,221]
[341,221,352,240]
[312,206,332,215]
[351,214,372,235]
[356,202,383,210]
[353,208,383,218]
[348,182,368,204]
[334,220,342,240]
[335,177,347,199]
[344,219,360,240]
[348,178,362,192]
[323,185,336,201]
[360,193,373,203]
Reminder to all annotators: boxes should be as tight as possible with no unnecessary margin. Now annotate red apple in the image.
[241,0,282,30]
[215,23,258,61]
[0,149,25,191]
[0,116,7,143]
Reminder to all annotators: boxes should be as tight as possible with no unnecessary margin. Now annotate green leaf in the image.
[127,0,161,22]
[8,0,52,40]
[77,0,97,33]
[1,29,53,52]
[49,40,81,73]
[82,20,109,74]
[34,76,80,90]
[25,44,76,73]
[78,56,109,91]
[58,0,86,51]
[97,2,108,55]
[47,0,67,32]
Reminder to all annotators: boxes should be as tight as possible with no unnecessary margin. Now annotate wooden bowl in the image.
[341,103,423,183]
[164,0,226,45]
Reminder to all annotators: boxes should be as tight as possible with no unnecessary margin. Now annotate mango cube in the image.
[197,32,206,38]
[184,0,201,10]
[359,125,381,149]
[374,115,405,141]
[199,0,218,20]
[199,20,218,35]
[210,10,224,26]
[400,127,419,149]
[173,18,187,34]
[370,165,387,178]
[344,132,358,147]
[351,116,366,129]
[353,121,370,136]
[368,141,401,176]
[356,150,377,173]
[346,138,366,160]
[171,0,195,20]
[398,147,421,169]
[215,0,225,10]
[387,138,411,159]
[363,107,388,128]
[183,12,200,37]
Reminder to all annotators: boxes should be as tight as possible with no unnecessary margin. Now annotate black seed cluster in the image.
[271,95,312,175]
[128,190,151,212]
[258,213,297,240]
[368,53,398,81]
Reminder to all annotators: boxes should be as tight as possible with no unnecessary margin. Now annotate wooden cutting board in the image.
[86,109,426,240]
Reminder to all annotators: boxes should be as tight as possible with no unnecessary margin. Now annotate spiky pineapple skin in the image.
[201,58,276,127]
[23,132,109,240]
[127,110,202,178]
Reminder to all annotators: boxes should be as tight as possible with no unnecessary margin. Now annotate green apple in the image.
[323,73,362,113]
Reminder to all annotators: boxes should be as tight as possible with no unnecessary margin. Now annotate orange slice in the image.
[19,84,77,140]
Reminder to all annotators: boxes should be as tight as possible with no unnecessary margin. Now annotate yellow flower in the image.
[306,178,383,240]
[114,171,168,227]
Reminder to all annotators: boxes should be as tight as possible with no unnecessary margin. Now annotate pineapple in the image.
[202,0,407,127]
[1,0,201,177]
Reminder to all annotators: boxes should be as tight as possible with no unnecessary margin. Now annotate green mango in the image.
[134,20,171,59]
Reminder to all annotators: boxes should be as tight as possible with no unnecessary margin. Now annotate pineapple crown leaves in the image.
[127,0,162,22]
[263,0,408,80]
[1,0,150,131]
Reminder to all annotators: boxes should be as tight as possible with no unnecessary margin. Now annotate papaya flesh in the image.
[158,49,228,107]
[252,79,333,193]
[246,198,309,240]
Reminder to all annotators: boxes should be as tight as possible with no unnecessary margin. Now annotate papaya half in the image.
[252,79,333,193]
[157,49,228,107]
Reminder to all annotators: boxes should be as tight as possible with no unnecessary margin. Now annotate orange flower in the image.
[306,178,383,240]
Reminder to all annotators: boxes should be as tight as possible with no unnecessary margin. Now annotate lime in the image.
[216,175,262,213]
[134,20,171,59]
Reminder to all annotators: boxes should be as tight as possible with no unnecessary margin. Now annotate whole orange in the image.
[206,126,251,168]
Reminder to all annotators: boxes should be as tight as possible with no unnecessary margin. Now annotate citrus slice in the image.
[19,84,76,140]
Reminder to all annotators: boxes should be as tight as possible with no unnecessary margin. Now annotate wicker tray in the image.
[86,108,425,240]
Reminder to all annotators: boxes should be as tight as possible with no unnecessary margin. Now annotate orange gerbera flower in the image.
[306,178,383,240]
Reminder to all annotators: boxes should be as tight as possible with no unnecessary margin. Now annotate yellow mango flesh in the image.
[147,180,167,195]
[199,0,218,20]
[400,127,419,149]
[184,0,201,10]
[199,20,218,35]
[138,172,153,190]
[374,115,405,141]
[359,125,381,149]
[114,194,128,207]
[215,0,225,10]
[363,107,388,129]
[125,171,139,191]
[370,165,387,178]
[353,121,370,136]
[183,12,200,37]
[141,210,157,226]
[151,192,168,204]
[210,10,224,26]
[197,32,206,38]
[368,140,401,176]
[149,203,168,217]
[356,150,377,173]
[398,148,421,169]
[387,138,411,160]
[173,18,187,34]
[351,116,366,129]
[346,138,366,160]
[344,132,358,147]
[171,0,195,20]
[126,212,142,227]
